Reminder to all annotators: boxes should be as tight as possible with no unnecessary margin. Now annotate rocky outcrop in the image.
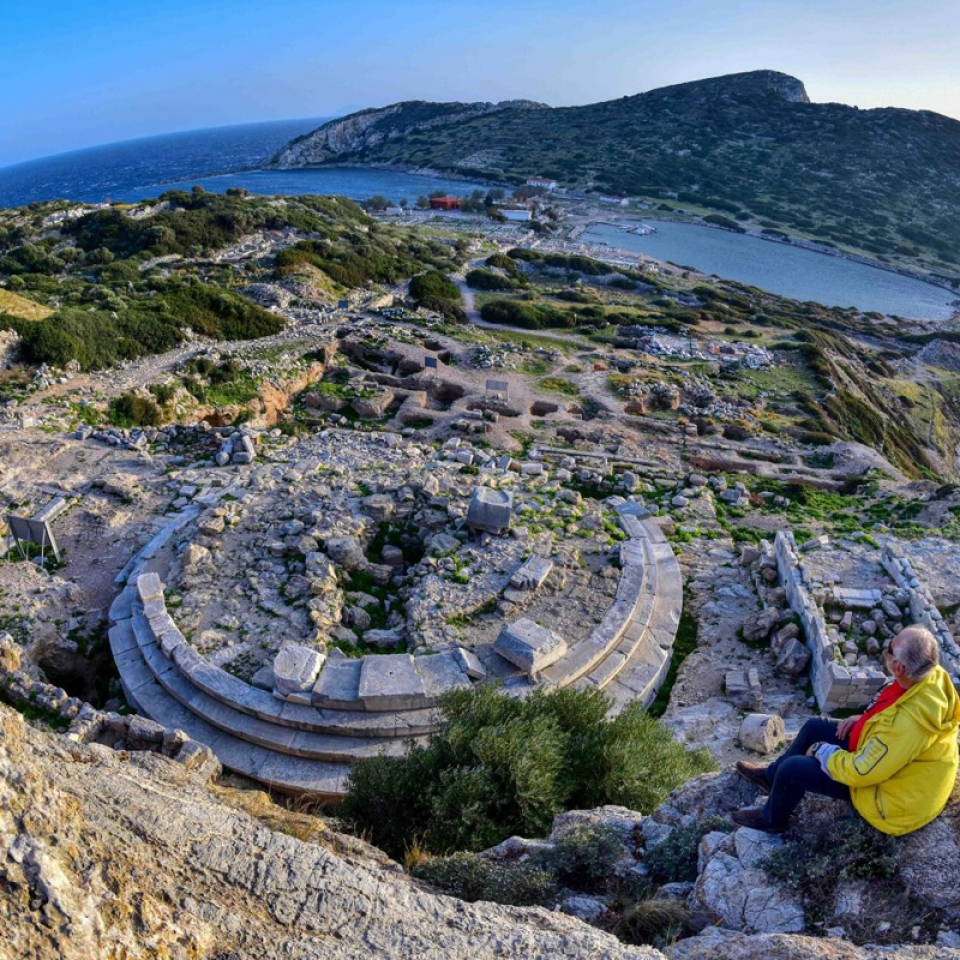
[0,701,662,959]
[4,710,960,959]
[270,100,546,169]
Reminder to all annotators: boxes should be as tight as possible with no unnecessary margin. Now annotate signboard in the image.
[424,356,438,370]
[5,514,61,563]
[485,379,509,400]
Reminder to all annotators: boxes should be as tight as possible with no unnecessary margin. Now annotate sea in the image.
[0,119,493,209]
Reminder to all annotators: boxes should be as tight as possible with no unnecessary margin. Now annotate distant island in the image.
[267,70,960,275]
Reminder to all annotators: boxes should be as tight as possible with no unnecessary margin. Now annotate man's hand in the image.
[836,715,862,741]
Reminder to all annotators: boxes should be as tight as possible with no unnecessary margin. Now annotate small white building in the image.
[525,177,558,192]
[502,208,532,221]
[598,195,630,206]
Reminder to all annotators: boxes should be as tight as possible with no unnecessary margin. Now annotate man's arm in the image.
[825,718,925,787]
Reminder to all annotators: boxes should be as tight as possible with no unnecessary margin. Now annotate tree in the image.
[416,196,430,210]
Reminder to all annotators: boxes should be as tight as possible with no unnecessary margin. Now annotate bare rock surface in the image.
[0,702,663,960]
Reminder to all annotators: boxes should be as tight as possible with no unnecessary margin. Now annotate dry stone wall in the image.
[774,531,886,711]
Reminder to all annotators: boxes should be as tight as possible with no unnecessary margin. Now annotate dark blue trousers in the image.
[762,718,852,828]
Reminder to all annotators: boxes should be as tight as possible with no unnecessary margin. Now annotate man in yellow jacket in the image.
[733,625,960,835]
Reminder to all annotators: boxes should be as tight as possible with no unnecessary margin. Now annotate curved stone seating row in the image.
[108,497,684,796]
[532,508,682,710]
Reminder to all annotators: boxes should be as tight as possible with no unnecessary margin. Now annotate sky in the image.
[2,0,959,168]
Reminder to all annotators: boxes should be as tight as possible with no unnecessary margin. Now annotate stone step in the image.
[602,555,683,714]
[576,516,683,707]
[539,534,657,688]
[126,607,441,738]
[137,627,419,763]
[108,618,349,796]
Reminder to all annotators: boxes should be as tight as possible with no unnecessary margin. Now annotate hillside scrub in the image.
[340,684,715,859]
[479,299,575,330]
[408,270,465,320]
[2,280,282,370]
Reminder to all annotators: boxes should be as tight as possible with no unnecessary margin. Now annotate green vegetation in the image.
[645,817,733,884]
[0,191,463,369]
[109,392,163,427]
[762,814,932,944]
[408,270,465,321]
[341,684,714,860]
[536,376,579,396]
[0,288,53,320]
[292,71,960,271]
[1,278,282,370]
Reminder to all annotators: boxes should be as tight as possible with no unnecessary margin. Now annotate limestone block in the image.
[725,668,762,710]
[739,713,786,754]
[358,654,427,711]
[273,645,325,697]
[452,646,486,680]
[509,555,553,591]
[325,536,365,570]
[137,572,164,603]
[466,487,513,535]
[312,658,362,709]
[494,618,567,677]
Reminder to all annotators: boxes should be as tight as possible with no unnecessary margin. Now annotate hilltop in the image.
[270,70,960,274]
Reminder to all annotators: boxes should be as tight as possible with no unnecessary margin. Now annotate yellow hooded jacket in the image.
[827,665,960,835]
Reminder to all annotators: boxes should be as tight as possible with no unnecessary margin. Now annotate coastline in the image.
[583,214,960,298]
[262,158,960,295]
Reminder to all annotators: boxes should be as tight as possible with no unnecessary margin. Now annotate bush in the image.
[341,685,714,860]
[479,299,574,330]
[109,392,163,427]
[408,270,464,321]
[465,269,515,291]
[761,813,928,943]
[645,817,732,884]
[539,824,628,894]
[412,853,557,906]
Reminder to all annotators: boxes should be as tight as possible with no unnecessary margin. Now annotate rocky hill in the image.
[269,70,960,272]
[3,700,959,960]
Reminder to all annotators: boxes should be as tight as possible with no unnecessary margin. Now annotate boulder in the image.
[742,609,780,644]
[325,536,365,570]
[739,714,786,755]
[494,618,567,676]
[690,828,805,934]
[774,638,811,676]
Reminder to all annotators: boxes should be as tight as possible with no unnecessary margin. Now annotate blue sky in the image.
[2,0,958,167]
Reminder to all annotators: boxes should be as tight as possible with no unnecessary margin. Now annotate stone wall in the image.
[882,546,960,684]
[773,531,886,711]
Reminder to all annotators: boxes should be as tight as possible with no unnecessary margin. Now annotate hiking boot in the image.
[731,807,785,833]
[736,760,771,795]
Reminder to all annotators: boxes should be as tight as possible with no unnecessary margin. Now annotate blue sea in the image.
[0,119,494,208]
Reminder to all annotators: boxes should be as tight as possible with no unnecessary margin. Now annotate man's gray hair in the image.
[893,626,940,681]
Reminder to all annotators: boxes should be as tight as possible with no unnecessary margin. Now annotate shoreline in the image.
[582,215,960,303]
[263,159,960,294]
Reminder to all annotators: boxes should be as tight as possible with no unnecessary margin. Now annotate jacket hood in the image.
[901,666,960,735]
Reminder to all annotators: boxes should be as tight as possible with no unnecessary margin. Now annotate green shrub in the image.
[413,853,558,906]
[645,817,733,885]
[341,685,714,859]
[109,392,163,427]
[408,270,464,321]
[539,824,629,894]
[465,268,516,291]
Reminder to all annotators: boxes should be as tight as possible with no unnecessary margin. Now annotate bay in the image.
[583,220,959,321]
